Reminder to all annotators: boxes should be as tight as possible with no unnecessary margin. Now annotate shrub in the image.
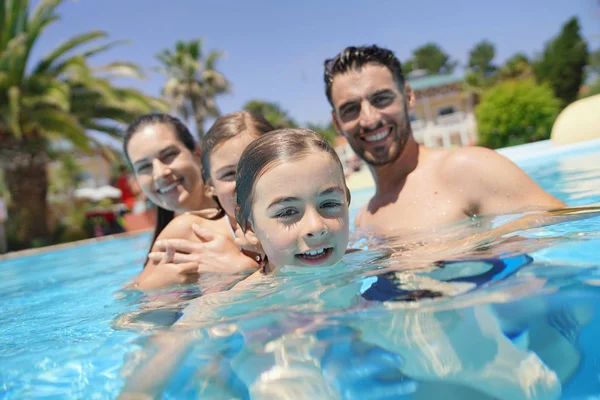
[475,79,561,149]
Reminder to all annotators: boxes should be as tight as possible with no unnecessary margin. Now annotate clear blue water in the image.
[1,143,600,399]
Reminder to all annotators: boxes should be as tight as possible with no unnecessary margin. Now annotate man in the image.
[324,45,565,234]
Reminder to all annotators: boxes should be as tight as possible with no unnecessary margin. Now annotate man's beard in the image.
[349,119,411,167]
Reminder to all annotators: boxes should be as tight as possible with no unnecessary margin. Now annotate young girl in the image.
[120,129,561,400]
[123,113,262,289]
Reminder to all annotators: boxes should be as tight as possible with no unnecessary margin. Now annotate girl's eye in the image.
[136,164,151,174]
[275,208,298,221]
[219,172,236,181]
[321,201,342,210]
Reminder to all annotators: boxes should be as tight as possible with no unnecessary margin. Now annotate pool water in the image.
[1,141,600,399]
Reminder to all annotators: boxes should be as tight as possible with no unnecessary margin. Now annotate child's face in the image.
[208,132,257,218]
[250,152,350,269]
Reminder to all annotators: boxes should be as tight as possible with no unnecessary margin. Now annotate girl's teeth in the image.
[302,248,327,257]
[306,249,325,256]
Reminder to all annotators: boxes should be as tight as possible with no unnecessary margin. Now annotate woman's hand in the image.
[136,247,200,290]
[149,224,260,275]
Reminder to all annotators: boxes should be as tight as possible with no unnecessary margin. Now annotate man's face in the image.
[330,64,411,166]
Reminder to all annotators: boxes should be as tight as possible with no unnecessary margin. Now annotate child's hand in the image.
[234,226,263,255]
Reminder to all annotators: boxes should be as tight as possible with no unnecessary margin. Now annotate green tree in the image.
[468,40,497,75]
[406,43,457,75]
[534,17,589,106]
[588,48,600,76]
[464,41,498,92]
[0,0,164,246]
[498,53,533,81]
[475,79,561,149]
[243,100,297,129]
[306,121,337,145]
[402,59,415,74]
[156,39,229,139]
[580,48,600,98]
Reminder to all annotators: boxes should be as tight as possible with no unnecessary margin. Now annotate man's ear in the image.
[404,83,416,108]
[331,110,347,138]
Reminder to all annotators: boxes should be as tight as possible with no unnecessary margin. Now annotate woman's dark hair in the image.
[323,45,405,107]
[235,128,350,232]
[122,113,202,255]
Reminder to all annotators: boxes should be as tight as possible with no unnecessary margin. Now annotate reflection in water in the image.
[114,207,600,399]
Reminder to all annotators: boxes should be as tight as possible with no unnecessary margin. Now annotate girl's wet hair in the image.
[122,113,202,258]
[201,111,274,183]
[235,128,350,232]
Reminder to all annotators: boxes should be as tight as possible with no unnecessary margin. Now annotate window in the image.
[437,106,457,116]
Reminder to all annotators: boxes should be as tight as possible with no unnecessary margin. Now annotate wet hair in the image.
[201,111,274,184]
[323,45,405,107]
[235,128,350,232]
[122,113,201,255]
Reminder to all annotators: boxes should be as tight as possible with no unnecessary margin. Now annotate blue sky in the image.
[30,0,600,128]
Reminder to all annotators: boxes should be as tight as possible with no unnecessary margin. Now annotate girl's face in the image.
[127,124,205,213]
[207,132,257,218]
[250,152,350,269]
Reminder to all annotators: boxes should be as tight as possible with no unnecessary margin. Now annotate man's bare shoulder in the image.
[439,146,503,170]
[434,146,515,183]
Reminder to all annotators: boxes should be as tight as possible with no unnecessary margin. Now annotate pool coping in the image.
[0,229,152,261]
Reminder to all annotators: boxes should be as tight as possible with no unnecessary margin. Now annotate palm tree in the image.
[155,39,229,139]
[0,0,166,246]
[243,99,297,129]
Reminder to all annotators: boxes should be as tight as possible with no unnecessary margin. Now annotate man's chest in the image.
[359,188,468,233]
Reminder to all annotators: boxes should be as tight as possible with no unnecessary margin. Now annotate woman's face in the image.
[127,123,206,213]
[207,132,257,218]
[250,152,350,270]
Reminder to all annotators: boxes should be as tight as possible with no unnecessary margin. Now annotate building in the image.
[407,70,478,148]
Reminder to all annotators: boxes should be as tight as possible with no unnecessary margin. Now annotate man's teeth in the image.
[365,129,390,142]
[158,181,179,194]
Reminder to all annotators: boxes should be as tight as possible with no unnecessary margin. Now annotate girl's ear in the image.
[204,180,216,197]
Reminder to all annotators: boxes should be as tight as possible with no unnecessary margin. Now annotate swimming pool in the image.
[1,140,599,399]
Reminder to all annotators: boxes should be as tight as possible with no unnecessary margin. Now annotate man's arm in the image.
[442,147,565,216]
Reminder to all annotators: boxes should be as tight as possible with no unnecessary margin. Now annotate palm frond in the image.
[34,30,108,74]
[23,108,90,151]
[95,61,145,79]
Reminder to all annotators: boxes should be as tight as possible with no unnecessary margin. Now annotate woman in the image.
[123,113,261,289]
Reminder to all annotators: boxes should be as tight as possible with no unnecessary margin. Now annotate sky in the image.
[29,0,600,129]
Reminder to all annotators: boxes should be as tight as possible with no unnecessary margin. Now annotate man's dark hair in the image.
[323,45,405,107]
